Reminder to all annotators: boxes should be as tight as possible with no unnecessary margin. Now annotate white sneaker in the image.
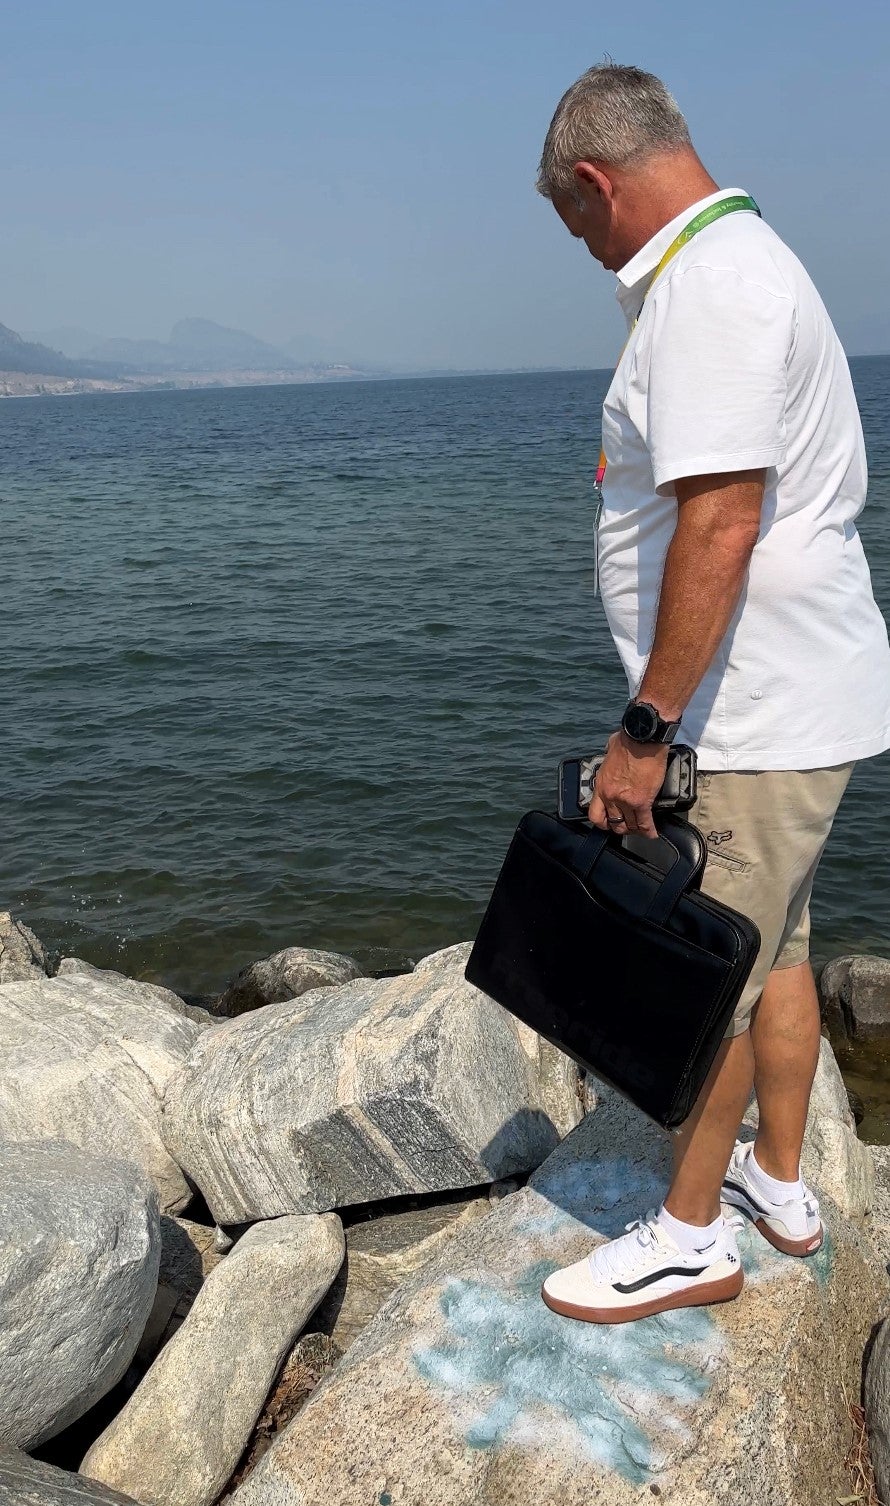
[541,1212,744,1325]
[721,1142,823,1257]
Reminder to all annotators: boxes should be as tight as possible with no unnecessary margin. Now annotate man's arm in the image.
[588,468,765,837]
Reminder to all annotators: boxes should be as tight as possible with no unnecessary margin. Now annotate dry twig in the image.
[842,1379,884,1506]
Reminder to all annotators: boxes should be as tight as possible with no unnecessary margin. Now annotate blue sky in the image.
[1,0,886,369]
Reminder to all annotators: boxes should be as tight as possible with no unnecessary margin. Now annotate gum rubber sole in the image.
[722,1184,824,1258]
[540,1268,744,1325]
[753,1216,823,1258]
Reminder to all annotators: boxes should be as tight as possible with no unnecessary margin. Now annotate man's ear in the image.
[573,160,614,207]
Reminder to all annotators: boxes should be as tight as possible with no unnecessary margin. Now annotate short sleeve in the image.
[642,265,795,494]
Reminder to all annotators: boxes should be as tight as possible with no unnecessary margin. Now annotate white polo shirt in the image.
[597,187,890,771]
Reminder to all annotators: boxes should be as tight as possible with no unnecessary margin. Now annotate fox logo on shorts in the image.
[707,830,734,847]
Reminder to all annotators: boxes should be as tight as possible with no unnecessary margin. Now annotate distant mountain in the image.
[82,318,301,374]
[1,315,379,393]
[85,337,184,370]
[22,326,100,360]
[0,323,127,379]
[169,318,299,370]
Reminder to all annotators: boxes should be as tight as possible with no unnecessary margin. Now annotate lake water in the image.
[2,360,889,999]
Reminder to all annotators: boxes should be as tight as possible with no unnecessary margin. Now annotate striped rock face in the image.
[161,944,584,1224]
[229,1080,885,1506]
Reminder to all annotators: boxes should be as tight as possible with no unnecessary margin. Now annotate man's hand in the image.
[587,732,670,839]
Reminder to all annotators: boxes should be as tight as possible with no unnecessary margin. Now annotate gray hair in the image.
[537,63,692,200]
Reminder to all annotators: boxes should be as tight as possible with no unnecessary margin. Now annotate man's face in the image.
[552,176,618,270]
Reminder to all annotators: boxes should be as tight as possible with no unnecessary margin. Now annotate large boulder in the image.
[230,1086,886,1506]
[0,1140,160,1450]
[743,1035,874,1223]
[416,943,587,1140]
[820,954,890,1040]
[867,1144,890,1274]
[0,912,50,983]
[0,972,211,1213]
[216,947,363,1017]
[413,942,472,976]
[56,958,215,1028]
[81,1214,344,1506]
[162,955,584,1224]
[0,1447,142,1505]
[865,1315,890,1505]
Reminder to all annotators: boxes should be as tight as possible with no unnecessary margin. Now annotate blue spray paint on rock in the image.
[412,1145,835,1483]
[414,1258,723,1484]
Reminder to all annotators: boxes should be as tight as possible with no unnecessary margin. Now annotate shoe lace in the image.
[588,1211,664,1285]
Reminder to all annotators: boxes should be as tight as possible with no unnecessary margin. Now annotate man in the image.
[536,63,890,1324]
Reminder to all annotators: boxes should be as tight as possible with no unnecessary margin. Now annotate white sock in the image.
[656,1204,725,1256]
[747,1146,804,1203]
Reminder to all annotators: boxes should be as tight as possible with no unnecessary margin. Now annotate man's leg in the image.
[541,1034,751,1322]
[662,960,819,1224]
[749,961,821,1180]
[664,766,850,1224]
[663,1031,754,1225]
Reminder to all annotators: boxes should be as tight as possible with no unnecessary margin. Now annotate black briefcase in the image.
[465,811,760,1129]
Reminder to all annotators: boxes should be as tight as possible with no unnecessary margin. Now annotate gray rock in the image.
[866,1315,890,1504]
[134,1283,180,1367]
[162,961,584,1224]
[216,947,363,1017]
[0,1447,142,1506]
[821,954,890,1040]
[0,1140,160,1450]
[0,912,50,983]
[413,942,473,976]
[743,1035,874,1223]
[231,1086,885,1506]
[315,1197,490,1350]
[421,944,588,1130]
[81,1213,345,1506]
[56,958,216,1028]
[0,973,211,1213]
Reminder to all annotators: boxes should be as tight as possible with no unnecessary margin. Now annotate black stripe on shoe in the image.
[613,1264,709,1294]
[722,1176,756,1201]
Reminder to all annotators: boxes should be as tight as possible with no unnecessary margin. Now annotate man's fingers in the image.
[633,804,659,839]
[587,793,610,831]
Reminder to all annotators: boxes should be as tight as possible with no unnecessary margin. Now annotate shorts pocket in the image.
[705,849,752,876]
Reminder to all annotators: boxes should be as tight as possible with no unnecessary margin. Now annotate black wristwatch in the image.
[621,699,682,746]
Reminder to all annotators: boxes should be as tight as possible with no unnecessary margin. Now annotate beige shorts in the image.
[689,764,855,1036]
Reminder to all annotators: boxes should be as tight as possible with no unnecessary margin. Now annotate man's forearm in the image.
[636,471,765,721]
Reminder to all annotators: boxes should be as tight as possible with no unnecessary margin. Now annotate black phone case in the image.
[558,743,698,820]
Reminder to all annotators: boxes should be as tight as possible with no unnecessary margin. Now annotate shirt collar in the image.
[615,187,748,324]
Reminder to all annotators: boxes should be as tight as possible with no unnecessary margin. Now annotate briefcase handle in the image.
[568,813,707,927]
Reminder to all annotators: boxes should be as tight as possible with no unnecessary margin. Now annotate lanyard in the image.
[594,193,761,492]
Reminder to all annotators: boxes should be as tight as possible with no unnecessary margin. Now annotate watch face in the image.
[623,702,659,741]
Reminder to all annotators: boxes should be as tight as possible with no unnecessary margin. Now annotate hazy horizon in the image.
[4,1,889,370]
